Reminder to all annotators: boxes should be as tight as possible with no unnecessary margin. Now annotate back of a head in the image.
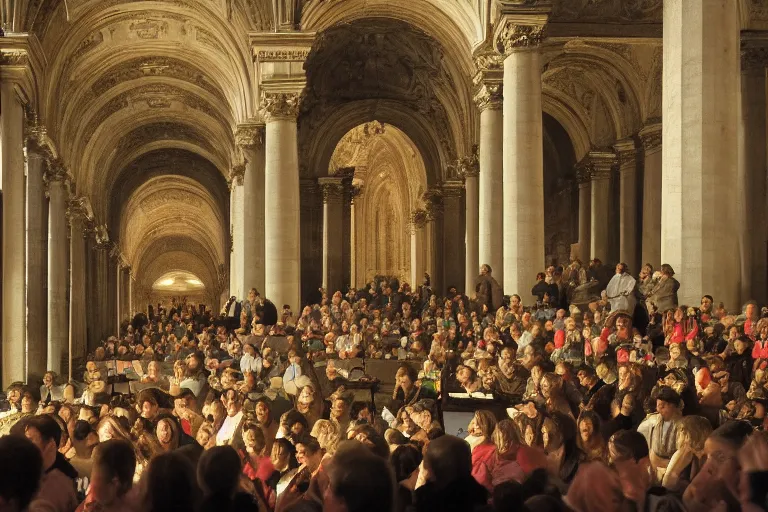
[390,444,422,483]
[609,429,649,462]
[0,436,42,511]
[710,420,754,451]
[143,451,201,512]
[94,440,136,494]
[328,441,395,512]
[197,445,242,497]
[424,435,472,488]
[26,414,63,447]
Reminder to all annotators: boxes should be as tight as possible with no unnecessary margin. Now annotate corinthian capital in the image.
[474,82,503,111]
[495,23,547,54]
[229,164,245,188]
[260,92,300,121]
[235,123,265,151]
[44,159,69,184]
[493,3,550,56]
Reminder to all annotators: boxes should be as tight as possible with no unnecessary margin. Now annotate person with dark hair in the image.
[413,435,490,512]
[197,446,261,512]
[24,414,79,512]
[276,436,324,512]
[0,435,43,512]
[638,386,683,481]
[324,441,396,512]
[77,439,139,512]
[684,420,754,512]
[608,430,684,512]
[140,451,201,512]
[391,444,422,512]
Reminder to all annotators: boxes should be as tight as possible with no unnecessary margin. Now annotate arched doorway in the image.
[330,121,429,287]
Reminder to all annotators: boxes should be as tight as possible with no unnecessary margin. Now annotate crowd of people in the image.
[3,260,768,511]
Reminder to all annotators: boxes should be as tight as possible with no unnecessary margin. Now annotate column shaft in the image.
[616,140,639,272]
[464,173,479,293]
[591,177,611,260]
[640,126,662,267]
[577,178,591,263]
[264,118,300,311]
[478,108,504,284]
[229,176,244,299]
[47,177,69,374]
[26,152,46,382]
[1,82,26,387]
[662,0,741,308]
[69,216,87,378]
[242,142,266,295]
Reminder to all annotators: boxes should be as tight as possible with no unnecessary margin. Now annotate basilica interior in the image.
[0,0,764,386]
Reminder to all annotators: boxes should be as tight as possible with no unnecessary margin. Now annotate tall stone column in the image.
[46,163,69,374]
[442,181,465,292]
[68,198,90,378]
[25,145,47,382]
[1,81,26,386]
[586,151,617,261]
[120,266,131,321]
[349,186,361,288]
[615,139,640,272]
[424,188,444,294]
[474,48,504,285]
[262,92,301,312]
[236,124,266,295]
[639,124,662,267]
[228,164,245,299]
[319,177,344,294]
[495,6,549,301]
[410,209,428,288]
[460,152,480,294]
[575,163,591,263]
[663,0,740,308]
[740,39,768,305]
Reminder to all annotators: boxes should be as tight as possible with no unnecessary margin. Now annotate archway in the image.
[330,121,429,287]
[151,270,208,307]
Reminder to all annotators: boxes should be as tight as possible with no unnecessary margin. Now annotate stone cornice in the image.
[576,150,618,181]
[638,123,662,153]
[235,123,265,151]
[442,180,464,198]
[319,178,345,203]
[260,91,300,121]
[613,139,639,170]
[0,34,46,106]
[494,3,551,56]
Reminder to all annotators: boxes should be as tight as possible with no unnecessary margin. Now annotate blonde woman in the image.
[310,419,340,457]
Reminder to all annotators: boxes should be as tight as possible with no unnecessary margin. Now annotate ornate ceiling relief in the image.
[300,19,461,175]
[551,0,662,23]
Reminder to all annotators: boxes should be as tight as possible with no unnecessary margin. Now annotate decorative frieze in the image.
[576,150,618,182]
[260,91,300,121]
[319,180,345,203]
[256,49,310,61]
[235,123,266,151]
[614,139,639,171]
[495,23,547,55]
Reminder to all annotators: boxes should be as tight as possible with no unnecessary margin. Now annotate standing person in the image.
[605,263,637,315]
[25,415,79,512]
[475,265,503,314]
[646,264,680,314]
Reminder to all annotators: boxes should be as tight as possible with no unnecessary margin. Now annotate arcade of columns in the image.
[0,0,766,387]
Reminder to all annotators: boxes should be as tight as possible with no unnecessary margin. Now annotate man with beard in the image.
[216,389,245,446]
[475,264,503,314]
[491,347,529,402]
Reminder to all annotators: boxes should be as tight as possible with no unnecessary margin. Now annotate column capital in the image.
[260,91,301,121]
[638,123,662,153]
[67,196,94,222]
[43,159,70,186]
[318,177,345,203]
[577,150,618,181]
[442,180,464,198]
[458,145,480,179]
[410,208,430,231]
[493,3,551,56]
[0,35,45,104]
[474,82,504,111]
[423,187,444,220]
[473,44,504,111]
[229,163,245,189]
[235,123,265,151]
[741,34,768,70]
[613,139,639,171]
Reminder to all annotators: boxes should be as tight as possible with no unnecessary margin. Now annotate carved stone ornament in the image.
[67,196,93,222]
[458,145,480,179]
[235,124,265,150]
[44,160,70,184]
[229,164,245,188]
[320,182,345,203]
[410,208,429,229]
[474,83,503,111]
[614,140,638,170]
[260,92,300,121]
[0,50,29,67]
[495,23,547,55]
[639,124,662,152]
[580,150,618,181]
[256,49,310,61]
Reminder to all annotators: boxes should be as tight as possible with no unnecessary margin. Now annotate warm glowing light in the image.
[159,278,175,286]
[186,279,203,286]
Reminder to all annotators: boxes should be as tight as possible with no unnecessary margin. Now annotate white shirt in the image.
[240,353,263,375]
[216,410,244,446]
[606,273,637,314]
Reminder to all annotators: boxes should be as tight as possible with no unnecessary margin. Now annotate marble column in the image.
[410,210,428,288]
[474,63,504,286]
[120,266,131,321]
[615,139,640,273]
[586,151,617,262]
[319,177,344,294]
[461,154,480,294]
[349,186,361,288]
[639,124,662,267]
[26,147,47,382]
[442,181,465,292]
[236,124,266,296]
[495,10,549,301]
[1,81,26,386]
[262,92,301,311]
[68,201,88,378]
[46,164,69,374]
[575,164,592,263]
[740,40,768,305]
[663,0,740,308]
[228,165,245,299]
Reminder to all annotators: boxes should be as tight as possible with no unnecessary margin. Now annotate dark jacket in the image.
[414,476,491,512]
